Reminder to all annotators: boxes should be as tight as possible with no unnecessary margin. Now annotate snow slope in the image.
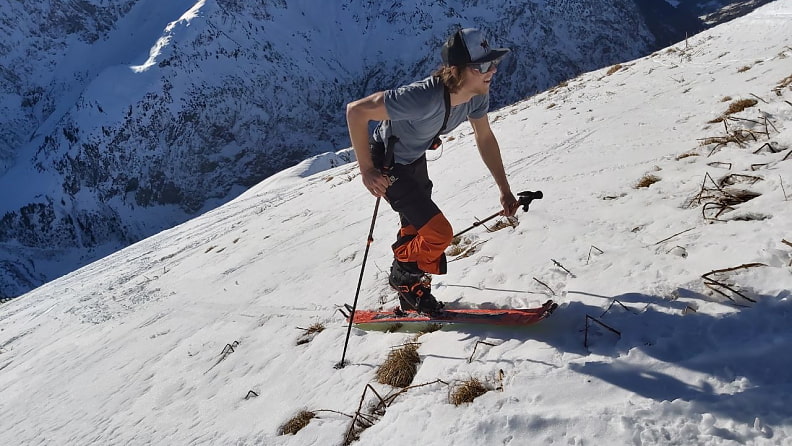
[1,2,791,445]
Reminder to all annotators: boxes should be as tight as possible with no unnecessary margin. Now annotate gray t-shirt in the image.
[372,76,489,165]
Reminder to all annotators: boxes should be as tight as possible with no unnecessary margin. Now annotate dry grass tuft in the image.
[721,96,732,102]
[376,344,420,388]
[304,322,325,335]
[676,152,699,160]
[635,174,661,189]
[725,98,758,115]
[449,378,489,406]
[420,323,442,334]
[278,410,315,435]
[606,64,623,75]
[774,74,792,95]
[446,236,482,260]
[709,98,759,123]
[737,65,751,73]
[446,236,467,256]
[296,322,325,345]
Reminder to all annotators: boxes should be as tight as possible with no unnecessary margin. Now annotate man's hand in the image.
[500,191,519,217]
[362,167,391,197]
[346,91,392,197]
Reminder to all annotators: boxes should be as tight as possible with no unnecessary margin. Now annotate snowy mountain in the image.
[1,1,790,444]
[0,0,773,298]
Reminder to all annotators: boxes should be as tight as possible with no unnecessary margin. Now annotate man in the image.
[346,28,519,314]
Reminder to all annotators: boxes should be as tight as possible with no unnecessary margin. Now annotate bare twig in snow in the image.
[551,259,576,278]
[587,245,604,265]
[468,340,499,363]
[533,277,556,296]
[749,93,768,104]
[600,299,638,317]
[584,315,621,348]
[701,263,767,303]
[654,227,695,245]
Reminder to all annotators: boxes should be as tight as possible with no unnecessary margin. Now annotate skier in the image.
[346,28,519,314]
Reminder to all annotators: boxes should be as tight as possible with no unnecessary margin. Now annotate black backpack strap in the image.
[383,135,398,172]
[369,133,399,172]
[429,84,451,150]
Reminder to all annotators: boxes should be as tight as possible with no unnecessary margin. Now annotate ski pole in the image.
[335,196,381,369]
[453,190,543,238]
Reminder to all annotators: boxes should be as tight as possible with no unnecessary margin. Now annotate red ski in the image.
[346,300,558,329]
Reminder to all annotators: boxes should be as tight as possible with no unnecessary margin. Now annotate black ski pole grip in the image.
[517,190,543,211]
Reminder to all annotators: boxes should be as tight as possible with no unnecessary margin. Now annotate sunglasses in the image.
[468,59,501,74]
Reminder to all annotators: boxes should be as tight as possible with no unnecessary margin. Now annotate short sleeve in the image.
[468,94,490,119]
[383,82,438,122]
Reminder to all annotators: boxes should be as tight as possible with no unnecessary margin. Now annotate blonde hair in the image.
[432,66,465,94]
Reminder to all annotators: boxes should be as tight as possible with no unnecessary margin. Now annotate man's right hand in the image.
[361,167,391,197]
[346,91,392,197]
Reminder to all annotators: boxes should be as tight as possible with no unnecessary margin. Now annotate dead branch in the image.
[749,93,767,104]
[726,126,761,142]
[708,144,725,157]
[587,245,604,265]
[344,378,449,443]
[702,201,736,221]
[764,115,780,134]
[468,340,499,363]
[782,176,789,201]
[692,172,760,219]
[692,172,725,204]
[600,299,638,317]
[719,174,763,187]
[701,263,767,304]
[533,277,556,295]
[344,384,387,444]
[654,227,695,245]
[753,142,781,154]
[707,161,732,169]
[206,340,241,373]
[703,278,754,304]
[551,259,576,278]
[584,315,621,348]
[705,263,767,275]
[314,409,355,419]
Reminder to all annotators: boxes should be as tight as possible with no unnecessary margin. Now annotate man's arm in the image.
[469,115,518,216]
[346,91,391,197]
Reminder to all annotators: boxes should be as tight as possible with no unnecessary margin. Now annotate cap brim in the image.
[472,48,510,64]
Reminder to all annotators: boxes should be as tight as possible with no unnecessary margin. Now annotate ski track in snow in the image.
[2,2,792,445]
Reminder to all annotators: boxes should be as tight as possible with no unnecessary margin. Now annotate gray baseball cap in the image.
[441,28,510,67]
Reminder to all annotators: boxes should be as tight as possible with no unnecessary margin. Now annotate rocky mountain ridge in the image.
[0,0,762,298]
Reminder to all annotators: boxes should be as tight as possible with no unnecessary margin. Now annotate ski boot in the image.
[388,260,444,315]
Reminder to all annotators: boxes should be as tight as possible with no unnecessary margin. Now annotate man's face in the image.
[460,61,498,95]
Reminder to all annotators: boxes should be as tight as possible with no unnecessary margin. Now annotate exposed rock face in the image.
[0,0,754,298]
